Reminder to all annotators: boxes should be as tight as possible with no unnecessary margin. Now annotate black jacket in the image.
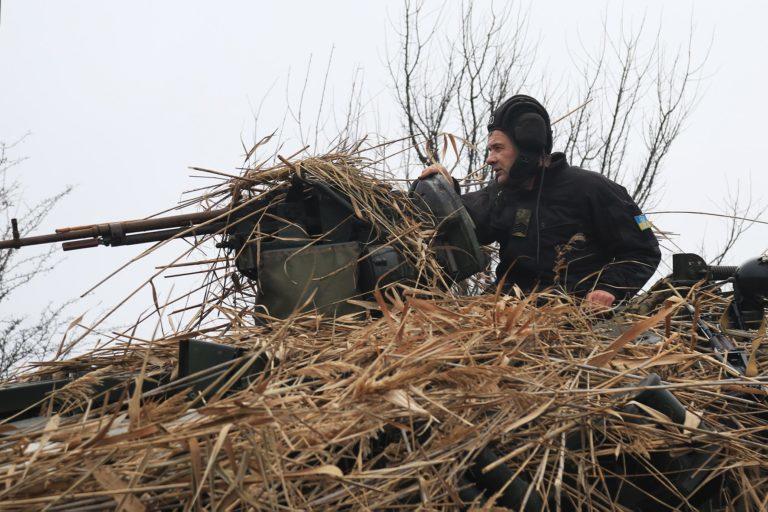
[461,153,661,300]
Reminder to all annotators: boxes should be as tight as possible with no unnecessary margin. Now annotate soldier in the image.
[420,95,661,307]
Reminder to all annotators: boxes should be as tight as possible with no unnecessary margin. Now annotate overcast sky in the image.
[1,1,766,334]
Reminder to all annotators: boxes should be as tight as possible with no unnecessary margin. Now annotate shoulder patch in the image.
[634,214,651,231]
[511,208,532,237]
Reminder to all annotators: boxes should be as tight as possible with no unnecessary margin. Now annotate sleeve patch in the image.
[634,214,651,231]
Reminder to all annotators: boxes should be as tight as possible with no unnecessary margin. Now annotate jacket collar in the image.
[545,152,568,175]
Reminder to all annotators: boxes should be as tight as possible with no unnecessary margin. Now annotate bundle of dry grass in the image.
[0,147,766,511]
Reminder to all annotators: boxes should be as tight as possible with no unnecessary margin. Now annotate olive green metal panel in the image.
[256,241,362,319]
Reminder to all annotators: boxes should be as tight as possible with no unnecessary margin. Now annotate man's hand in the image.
[584,290,616,310]
[419,164,452,184]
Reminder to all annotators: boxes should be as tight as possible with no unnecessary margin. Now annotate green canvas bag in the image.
[256,241,362,318]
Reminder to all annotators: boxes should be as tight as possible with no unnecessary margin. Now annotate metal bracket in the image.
[177,339,270,396]
[10,218,20,249]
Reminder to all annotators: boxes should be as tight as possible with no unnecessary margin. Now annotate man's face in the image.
[485,130,518,186]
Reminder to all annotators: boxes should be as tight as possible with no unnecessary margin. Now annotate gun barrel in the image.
[0,208,230,250]
[0,229,93,249]
[102,222,226,248]
[56,209,227,236]
[709,265,738,281]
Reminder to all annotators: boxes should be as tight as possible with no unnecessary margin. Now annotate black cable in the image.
[534,165,546,265]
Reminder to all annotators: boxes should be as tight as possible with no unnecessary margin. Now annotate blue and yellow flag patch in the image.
[634,214,651,231]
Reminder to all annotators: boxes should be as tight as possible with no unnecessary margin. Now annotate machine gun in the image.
[0,171,485,418]
[672,252,768,331]
[0,173,486,319]
[671,252,768,376]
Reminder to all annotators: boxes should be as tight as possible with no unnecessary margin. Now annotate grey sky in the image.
[1,1,766,332]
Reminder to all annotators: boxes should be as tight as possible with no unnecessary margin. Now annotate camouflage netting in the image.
[0,148,766,511]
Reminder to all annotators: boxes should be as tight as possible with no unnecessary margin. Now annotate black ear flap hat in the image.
[487,95,553,155]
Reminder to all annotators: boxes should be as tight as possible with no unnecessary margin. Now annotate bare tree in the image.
[386,1,538,186]
[0,136,71,378]
[561,21,708,210]
[387,1,460,167]
[453,1,535,183]
[706,181,768,265]
[388,3,706,209]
